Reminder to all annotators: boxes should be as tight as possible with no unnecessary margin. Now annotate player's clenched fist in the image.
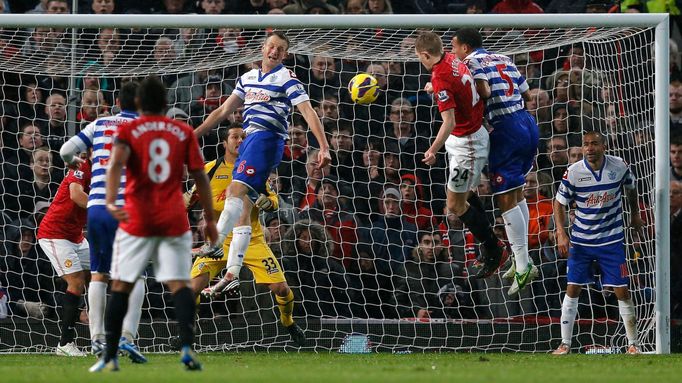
[255,194,274,211]
[317,147,332,169]
[422,149,437,166]
[424,82,434,94]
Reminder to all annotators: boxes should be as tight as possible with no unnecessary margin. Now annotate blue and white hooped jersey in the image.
[233,64,309,139]
[556,155,636,247]
[67,111,138,208]
[464,48,529,123]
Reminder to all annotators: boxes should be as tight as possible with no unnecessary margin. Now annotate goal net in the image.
[0,14,668,354]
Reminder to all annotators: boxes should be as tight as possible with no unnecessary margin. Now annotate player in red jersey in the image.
[89,77,217,372]
[415,31,506,278]
[37,155,91,356]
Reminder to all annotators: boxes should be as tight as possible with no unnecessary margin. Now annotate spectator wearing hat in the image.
[358,187,418,269]
[399,174,437,231]
[298,176,357,266]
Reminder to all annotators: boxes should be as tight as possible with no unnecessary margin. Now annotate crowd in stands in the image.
[0,0,681,328]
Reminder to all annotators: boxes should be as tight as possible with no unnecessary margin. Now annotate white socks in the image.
[226,226,251,278]
[517,198,530,228]
[618,298,639,346]
[216,197,244,245]
[502,205,530,272]
[122,278,145,343]
[88,280,107,342]
[560,295,579,346]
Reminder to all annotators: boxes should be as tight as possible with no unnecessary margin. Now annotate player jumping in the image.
[552,131,643,355]
[60,81,147,362]
[89,76,218,372]
[452,28,540,295]
[193,31,331,295]
[185,123,305,345]
[37,156,91,356]
[415,31,507,278]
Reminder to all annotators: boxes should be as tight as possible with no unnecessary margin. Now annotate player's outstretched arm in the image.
[423,109,455,166]
[105,142,130,222]
[190,169,218,245]
[60,123,95,166]
[553,199,570,258]
[69,182,88,209]
[194,94,244,138]
[297,100,331,168]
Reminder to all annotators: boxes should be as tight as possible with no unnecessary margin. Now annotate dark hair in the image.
[218,121,243,142]
[267,30,290,50]
[672,136,682,147]
[417,230,441,243]
[118,81,138,111]
[583,130,606,144]
[136,76,166,114]
[454,28,483,49]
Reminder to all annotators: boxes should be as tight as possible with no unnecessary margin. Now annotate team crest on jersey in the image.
[73,170,84,179]
[491,173,505,187]
[245,91,271,103]
[437,90,449,102]
[64,259,73,268]
[608,170,617,181]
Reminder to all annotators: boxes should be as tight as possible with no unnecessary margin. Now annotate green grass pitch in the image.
[1,352,681,383]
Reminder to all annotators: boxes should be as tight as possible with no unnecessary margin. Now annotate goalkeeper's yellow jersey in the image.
[196,158,278,244]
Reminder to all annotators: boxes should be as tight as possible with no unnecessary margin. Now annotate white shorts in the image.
[111,229,192,283]
[444,126,489,193]
[38,238,90,277]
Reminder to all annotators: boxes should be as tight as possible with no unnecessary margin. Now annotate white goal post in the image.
[0,13,670,354]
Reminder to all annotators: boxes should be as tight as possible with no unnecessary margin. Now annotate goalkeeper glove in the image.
[255,194,274,211]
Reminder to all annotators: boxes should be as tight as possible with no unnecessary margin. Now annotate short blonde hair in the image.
[414,31,443,56]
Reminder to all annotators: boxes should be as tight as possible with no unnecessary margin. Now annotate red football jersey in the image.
[115,115,204,237]
[431,52,485,137]
[37,161,92,243]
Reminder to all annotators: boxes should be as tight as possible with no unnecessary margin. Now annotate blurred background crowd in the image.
[0,0,680,333]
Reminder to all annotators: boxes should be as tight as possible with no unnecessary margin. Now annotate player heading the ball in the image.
[552,131,643,355]
[89,76,218,372]
[415,31,508,279]
[453,28,540,295]
[193,31,331,294]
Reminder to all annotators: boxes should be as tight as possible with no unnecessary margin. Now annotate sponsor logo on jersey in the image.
[585,191,617,208]
[437,90,449,102]
[215,175,229,179]
[578,176,592,182]
[562,170,568,180]
[245,91,271,103]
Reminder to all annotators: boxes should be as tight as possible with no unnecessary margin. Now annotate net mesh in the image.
[0,23,658,353]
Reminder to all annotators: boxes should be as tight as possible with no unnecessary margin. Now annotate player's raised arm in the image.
[297,100,331,168]
[60,122,95,166]
[105,141,130,222]
[194,93,244,138]
[423,108,455,166]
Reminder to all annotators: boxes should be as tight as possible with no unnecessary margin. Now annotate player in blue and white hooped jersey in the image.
[452,28,540,296]
[60,81,147,363]
[552,131,643,355]
[193,31,331,328]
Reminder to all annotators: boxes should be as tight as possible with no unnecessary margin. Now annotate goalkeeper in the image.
[185,123,305,346]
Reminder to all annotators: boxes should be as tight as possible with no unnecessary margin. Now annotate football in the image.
[348,73,380,104]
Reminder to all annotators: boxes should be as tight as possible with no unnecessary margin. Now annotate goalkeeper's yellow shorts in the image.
[190,237,286,284]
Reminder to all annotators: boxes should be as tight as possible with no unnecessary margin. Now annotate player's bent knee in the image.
[91,273,109,283]
[269,282,290,297]
[111,280,135,293]
[446,193,469,217]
